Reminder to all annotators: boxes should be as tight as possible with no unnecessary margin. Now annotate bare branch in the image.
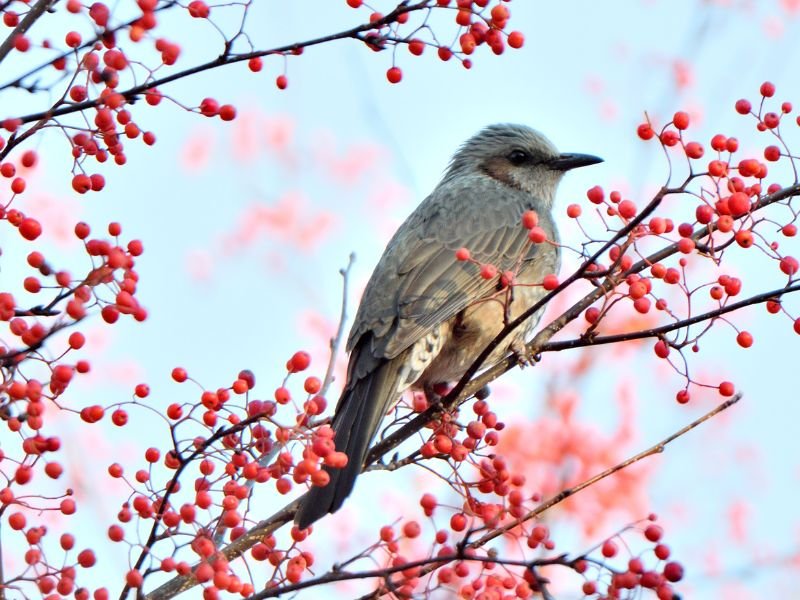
[321,252,355,397]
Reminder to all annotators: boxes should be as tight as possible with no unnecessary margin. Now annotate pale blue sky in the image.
[4,1,800,597]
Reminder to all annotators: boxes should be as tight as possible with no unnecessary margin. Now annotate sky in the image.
[4,0,800,598]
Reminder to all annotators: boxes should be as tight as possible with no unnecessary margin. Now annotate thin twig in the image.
[7,1,433,125]
[0,0,53,66]
[365,182,800,466]
[543,282,800,352]
[203,394,740,599]
[321,252,355,396]
[467,393,742,548]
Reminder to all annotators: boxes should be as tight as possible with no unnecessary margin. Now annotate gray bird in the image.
[295,124,601,529]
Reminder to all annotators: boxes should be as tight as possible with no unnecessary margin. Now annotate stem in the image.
[0,0,53,66]
[9,1,433,125]
[469,394,742,548]
[321,252,354,396]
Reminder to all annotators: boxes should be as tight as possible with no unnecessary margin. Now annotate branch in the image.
[365,187,676,466]
[321,252,354,396]
[8,1,433,126]
[161,394,739,599]
[0,0,53,66]
[145,180,800,598]
[249,549,580,599]
[543,281,800,352]
[466,393,742,548]
[144,501,298,599]
[365,181,800,465]
[0,1,181,93]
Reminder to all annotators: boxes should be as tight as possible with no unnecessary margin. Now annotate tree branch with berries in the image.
[1,0,799,598]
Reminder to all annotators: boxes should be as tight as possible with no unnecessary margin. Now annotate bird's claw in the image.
[510,340,540,368]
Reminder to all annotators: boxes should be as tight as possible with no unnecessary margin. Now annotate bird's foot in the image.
[510,340,540,368]
[423,382,451,405]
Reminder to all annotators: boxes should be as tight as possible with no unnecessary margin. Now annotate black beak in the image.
[549,153,603,171]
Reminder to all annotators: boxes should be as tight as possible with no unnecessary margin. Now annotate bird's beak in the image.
[549,153,603,171]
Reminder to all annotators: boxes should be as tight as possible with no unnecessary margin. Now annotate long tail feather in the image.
[295,357,401,529]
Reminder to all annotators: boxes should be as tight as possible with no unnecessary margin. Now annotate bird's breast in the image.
[413,281,548,389]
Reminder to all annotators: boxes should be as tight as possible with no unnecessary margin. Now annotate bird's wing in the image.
[348,174,552,361]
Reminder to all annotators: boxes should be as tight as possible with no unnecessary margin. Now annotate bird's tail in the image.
[294,356,403,529]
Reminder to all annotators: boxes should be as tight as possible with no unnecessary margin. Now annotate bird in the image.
[295,124,602,529]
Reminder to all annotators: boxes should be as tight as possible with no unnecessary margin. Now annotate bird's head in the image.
[445,124,602,204]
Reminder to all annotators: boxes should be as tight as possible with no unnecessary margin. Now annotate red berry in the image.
[527,226,546,243]
[637,123,654,140]
[18,218,42,241]
[20,150,37,168]
[760,81,775,98]
[586,185,604,204]
[199,97,219,117]
[618,199,637,219]
[65,31,82,47]
[601,539,617,558]
[303,376,321,394]
[684,141,703,159]
[672,111,690,130]
[402,520,421,538]
[660,130,680,146]
[480,264,497,280]
[764,145,781,161]
[386,66,402,84]
[653,340,670,359]
[408,39,425,55]
[780,256,799,275]
[289,351,311,372]
[542,274,559,290]
[187,0,209,18]
[507,31,524,49]
[735,230,753,248]
[521,210,539,229]
[663,561,684,582]
[644,524,663,542]
[736,331,753,348]
[710,134,727,151]
[72,174,91,194]
[734,99,751,115]
[219,104,236,121]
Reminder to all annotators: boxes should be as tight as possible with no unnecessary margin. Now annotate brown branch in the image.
[249,549,580,599]
[133,410,296,600]
[0,0,53,66]
[0,1,181,93]
[543,281,800,352]
[144,501,298,599]
[365,186,677,467]
[8,1,433,126]
[157,394,739,599]
[145,181,800,598]
[365,180,800,465]
[466,393,742,548]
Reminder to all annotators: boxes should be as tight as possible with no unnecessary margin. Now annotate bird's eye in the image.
[507,149,529,165]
